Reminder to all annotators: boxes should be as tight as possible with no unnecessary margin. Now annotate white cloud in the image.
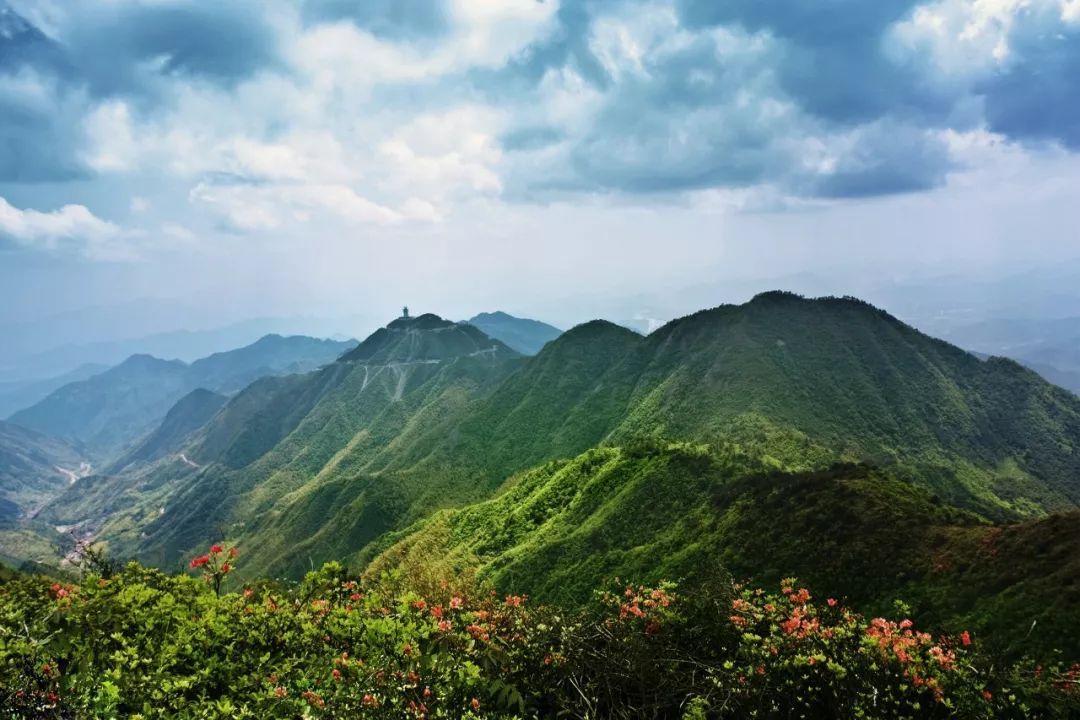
[82,101,140,172]
[891,0,1071,74]
[1064,0,1080,22]
[189,181,436,232]
[379,107,504,200]
[0,196,134,261]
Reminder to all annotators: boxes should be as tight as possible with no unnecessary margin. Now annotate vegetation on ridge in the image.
[1,550,1077,718]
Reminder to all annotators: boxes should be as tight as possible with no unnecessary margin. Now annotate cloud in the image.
[0,195,133,260]
[0,70,87,181]
[978,4,1080,149]
[4,0,1080,229]
[302,0,451,40]
[62,1,283,98]
[189,180,436,232]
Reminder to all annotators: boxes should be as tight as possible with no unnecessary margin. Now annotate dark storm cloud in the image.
[302,0,452,40]
[979,8,1080,150]
[488,0,960,199]
[66,1,282,97]
[673,0,942,124]
[0,3,82,181]
[0,90,86,182]
[0,0,282,182]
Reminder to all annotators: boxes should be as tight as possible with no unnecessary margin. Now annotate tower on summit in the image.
[402,306,409,319]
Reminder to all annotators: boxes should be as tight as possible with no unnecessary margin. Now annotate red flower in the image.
[470,698,481,711]
[983,689,993,702]
[41,663,52,677]
[189,554,210,569]
[220,563,231,574]
[449,596,463,610]
[331,669,342,681]
[210,544,223,554]
[827,598,838,607]
[960,630,972,647]
[273,686,287,698]
[362,693,377,707]
[228,547,239,558]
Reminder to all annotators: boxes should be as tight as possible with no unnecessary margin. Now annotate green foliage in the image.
[372,444,1080,659]
[0,564,1075,718]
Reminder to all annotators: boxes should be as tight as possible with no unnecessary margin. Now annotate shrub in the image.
[0,556,1076,718]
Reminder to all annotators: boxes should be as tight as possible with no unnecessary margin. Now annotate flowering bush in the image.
[187,543,238,596]
[0,561,1076,718]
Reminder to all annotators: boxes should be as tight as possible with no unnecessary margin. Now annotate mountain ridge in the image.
[9,334,358,461]
[39,293,1080,583]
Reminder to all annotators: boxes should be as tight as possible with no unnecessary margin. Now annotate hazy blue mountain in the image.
[0,318,359,383]
[466,312,562,355]
[9,335,357,460]
[0,364,109,419]
[0,420,85,521]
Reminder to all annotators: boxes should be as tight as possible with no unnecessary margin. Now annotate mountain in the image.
[109,389,228,472]
[42,294,1080,584]
[0,420,85,521]
[369,443,1080,657]
[8,335,356,460]
[9,355,189,462]
[376,292,1080,521]
[0,312,364,384]
[1019,359,1080,395]
[465,311,562,355]
[0,363,109,419]
[38,315,521,572]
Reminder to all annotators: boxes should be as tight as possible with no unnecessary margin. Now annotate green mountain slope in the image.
[466,311,562,355]
[40,316,522,574]
[8,335,356,461]
[109,389,228,472]
[371,442,1080,657]
[0,420,85,521]
[41,294,1080,583]
[371,292,1080,522]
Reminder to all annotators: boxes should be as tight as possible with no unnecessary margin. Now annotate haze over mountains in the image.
[9,335,357,461]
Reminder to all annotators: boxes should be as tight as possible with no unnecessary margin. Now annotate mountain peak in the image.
[386,313,455,331]
[466,311,563,355]
[340,313,517,364]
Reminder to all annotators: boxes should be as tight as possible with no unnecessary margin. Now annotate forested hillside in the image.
[33,295,1080,590]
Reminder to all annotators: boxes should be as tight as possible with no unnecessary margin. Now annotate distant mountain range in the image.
[0,363,109,419]
[465,312,561,355]
[8,335,357,461]
[938,316,1080,394]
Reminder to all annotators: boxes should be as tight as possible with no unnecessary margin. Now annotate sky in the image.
[2,0,1080,346]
